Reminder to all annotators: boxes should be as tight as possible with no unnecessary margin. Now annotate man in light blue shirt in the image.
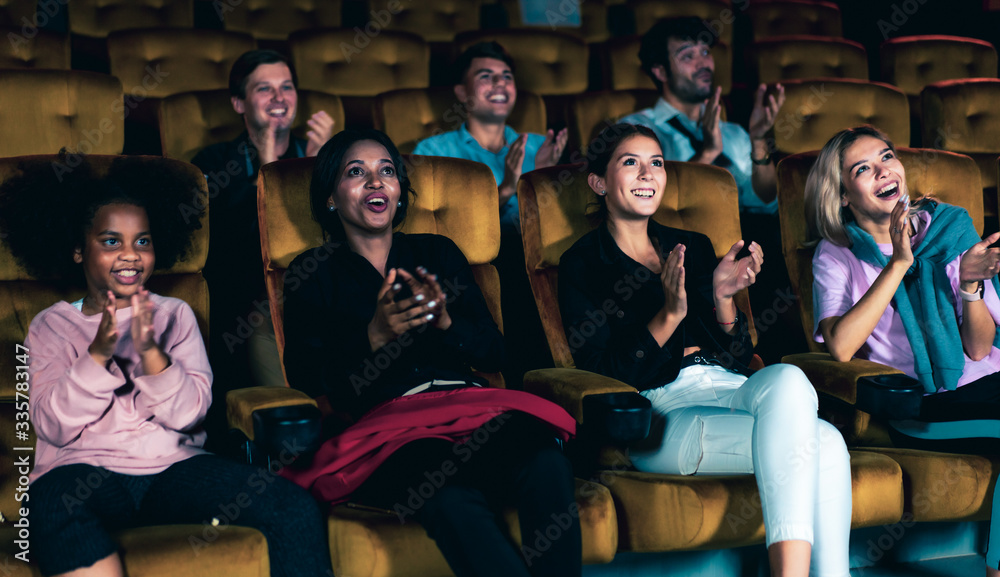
[413,42,567,232]
[619,17,785,216]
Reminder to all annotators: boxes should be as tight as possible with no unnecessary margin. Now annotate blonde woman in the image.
[806,125,1000,576]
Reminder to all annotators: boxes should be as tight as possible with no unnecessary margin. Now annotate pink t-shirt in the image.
[27,294,211,481]
[813,212,1000,391]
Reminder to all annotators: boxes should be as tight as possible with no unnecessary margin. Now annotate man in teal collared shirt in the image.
[413,42,567,233]
[620,17,784,216]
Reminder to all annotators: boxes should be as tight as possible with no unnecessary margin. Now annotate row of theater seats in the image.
[7,63,1000,232]
[4,148,996,575]
[0,0,844,45]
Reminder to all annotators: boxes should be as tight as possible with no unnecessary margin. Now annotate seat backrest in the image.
[773,78,909,156]
[257,154,502,385]
[159,88,345,162]
[921,78,1000,153]
[0,154,209,522]
[746,0,842,40]
[372,87,545,153]
[569,89,659,154]
[0,27,69,69]
[0,69,124,156]
[752,35,867,85]
[518,161,753,368]
[603,35,731,95]
[367,0,480,43]
[454,29,589,95]
[107,28,255,99]
[221,0,342,40]
[69,0,193,38]
[777,148,984,350]
[290,28,429,95]
[881,35,998,100]
[627,0,734,46]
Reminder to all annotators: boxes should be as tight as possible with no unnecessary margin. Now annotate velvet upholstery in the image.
[518,161,754,369]
[0,0,35,27]
[220,0,342,40]
[0,156,267,576]
[372,87,546,153]
[776,148,983,444]
[921,78,1000,228]
[746,0,842,40]
[880,35,998,138]
[0,70,124,156]
[607,451,902,552]
[158,88,345,162]
[627,0,733,46]
[0,28,69,69]
[252,153,620,571]
[107,28,256,99]
[568,89,660,155]
[0,525,270,577]
[772,79,909,157]
[602,35,732,95]
[325,478,617,577]
[290,28,429,95]
[751,35,867,85]
[68,0,193,38]
[368,0,480,43]
[455,29,589,95]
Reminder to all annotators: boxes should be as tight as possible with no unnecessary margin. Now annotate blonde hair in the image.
[804,125,896,248]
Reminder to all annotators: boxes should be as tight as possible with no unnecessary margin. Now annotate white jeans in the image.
[630,364,852,577]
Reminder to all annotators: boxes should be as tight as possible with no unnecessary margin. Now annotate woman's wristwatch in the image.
[959,280,985,302]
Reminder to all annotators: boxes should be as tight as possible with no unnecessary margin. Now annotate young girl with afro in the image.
[0,156,332,577]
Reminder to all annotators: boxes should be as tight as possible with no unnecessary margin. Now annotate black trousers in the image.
[889,370,1000,453]
[31,454,331,577]
[353,411,582,577]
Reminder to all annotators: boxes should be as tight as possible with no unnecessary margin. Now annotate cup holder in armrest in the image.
[582,392,652,444]
[252,404,324,459]
[856,374,923,421]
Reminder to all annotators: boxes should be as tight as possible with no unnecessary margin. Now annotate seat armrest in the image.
[523,368,637,423]
[781,352,905,405]
[226,386,318,441]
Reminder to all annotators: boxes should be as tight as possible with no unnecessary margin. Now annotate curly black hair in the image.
[0,154,206,283]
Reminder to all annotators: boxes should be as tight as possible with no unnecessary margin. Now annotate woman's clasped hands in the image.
[368,266,451,351]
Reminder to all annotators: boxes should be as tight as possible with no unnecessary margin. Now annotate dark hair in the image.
[229,49,298,99]
[639,17,716,92]
[310,129,414,240]
[453,41,516,85]
[0,155,205,282]
[586,123,662,221]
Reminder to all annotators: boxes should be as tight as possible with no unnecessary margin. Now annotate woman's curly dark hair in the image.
[0,154,206,282]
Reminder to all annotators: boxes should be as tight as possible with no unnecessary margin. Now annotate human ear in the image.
[231,96,245,114]
[73,246,83,264]
[652,64,669,85]
[587,173,606,195]
[453,84,468,104]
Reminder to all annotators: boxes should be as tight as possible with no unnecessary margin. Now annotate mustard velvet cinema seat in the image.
[0,154,271,577]
[106,27,257,155]
[921,78,1000,233]
[750,35,868,86]
[0,69,124,156]
[367,0,480,43]
[626,0,733,46]
[880,35,997,146]
[289,28,428,130]
[772,78,909,159]
[158,88,345,163]
[225,154,619,577]
[497,0,620,43]
[517,161,904,553]
[746,0,843,40]
[567,89,659,156]
[372,86,546,154]
[220,0,342,51]
[0,27,69,69]
[775,147,1000,529]
[67,0,194,72]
